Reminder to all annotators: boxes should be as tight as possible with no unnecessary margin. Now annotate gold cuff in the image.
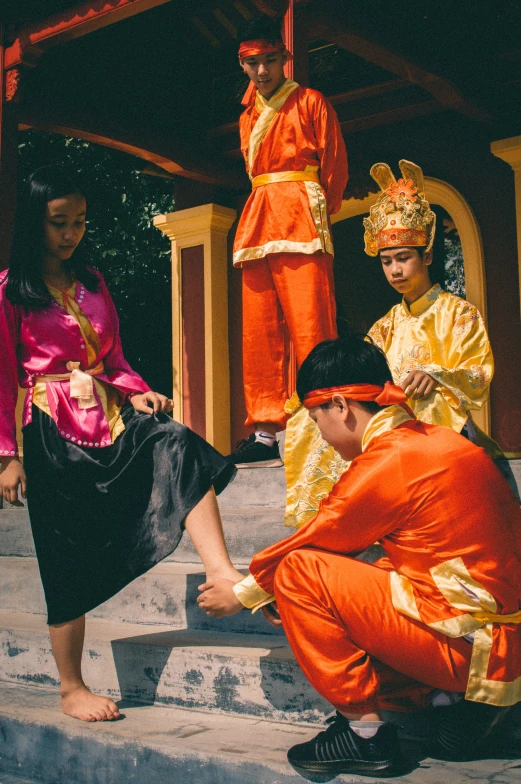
[232,573,275,613]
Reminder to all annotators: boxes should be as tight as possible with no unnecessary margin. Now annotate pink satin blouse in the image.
[0,269,150,456]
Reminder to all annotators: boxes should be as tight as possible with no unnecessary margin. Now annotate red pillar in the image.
[0,25,19,271]
[283,0,309,394]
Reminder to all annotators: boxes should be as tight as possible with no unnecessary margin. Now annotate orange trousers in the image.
[242,252,337,429]
[273,550,473,715]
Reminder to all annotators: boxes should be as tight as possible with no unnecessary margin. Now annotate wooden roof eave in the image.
[19,111,247,189]
[4,0,172,69]
[302,4,495,126]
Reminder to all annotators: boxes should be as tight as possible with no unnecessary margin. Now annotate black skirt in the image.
[23,405,236,625]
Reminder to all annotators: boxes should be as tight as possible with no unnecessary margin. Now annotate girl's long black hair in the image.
[5,164,99,309]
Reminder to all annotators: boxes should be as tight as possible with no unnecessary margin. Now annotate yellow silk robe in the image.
[284,284,494,528]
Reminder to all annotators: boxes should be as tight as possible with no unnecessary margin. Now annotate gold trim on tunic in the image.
[247,79,299,175]
[232,573,275,612]
[390,556,521,705]
[34,281,125,443]
[233,238,325,266]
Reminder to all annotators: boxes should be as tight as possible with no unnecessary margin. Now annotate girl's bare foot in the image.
[61,685,120,722]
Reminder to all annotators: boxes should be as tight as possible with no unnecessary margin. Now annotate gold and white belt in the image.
[251,166,320,190]
[38,361,104,409]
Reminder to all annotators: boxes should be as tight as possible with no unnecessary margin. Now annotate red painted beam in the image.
[5,0,171,69]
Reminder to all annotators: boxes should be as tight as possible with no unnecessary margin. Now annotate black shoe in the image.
[287,713,401,776]
[432,698,512,761]
[225,434,282,468]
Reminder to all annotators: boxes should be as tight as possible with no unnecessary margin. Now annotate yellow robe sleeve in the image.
[417,301,493,415]
[369,291,493,433]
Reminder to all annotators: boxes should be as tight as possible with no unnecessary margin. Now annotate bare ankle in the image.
[60,681,87,698]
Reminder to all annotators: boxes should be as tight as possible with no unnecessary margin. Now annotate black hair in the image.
[238,15,283,46]
[297,335,393,413]
[5,164,98,309]
[378,245,428,260]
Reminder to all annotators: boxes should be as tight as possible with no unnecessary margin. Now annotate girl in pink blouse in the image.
[0,166,241,723]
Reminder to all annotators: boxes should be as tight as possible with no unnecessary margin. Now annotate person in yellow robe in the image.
[284,159,495,529]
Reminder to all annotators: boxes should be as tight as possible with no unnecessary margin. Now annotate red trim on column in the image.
[181,245,206,439]
[0,25,19,271]
[283,0,308,395]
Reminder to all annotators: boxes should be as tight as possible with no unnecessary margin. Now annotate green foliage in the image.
[18,131,175,393]
[444,237,466,299]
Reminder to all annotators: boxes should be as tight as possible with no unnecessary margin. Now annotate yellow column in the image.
[154,203,237,453]
[491,135,521,316]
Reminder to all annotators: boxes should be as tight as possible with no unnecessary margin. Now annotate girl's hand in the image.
[0,458,27,507]
[197,578,244,618]
[130,392,173,415]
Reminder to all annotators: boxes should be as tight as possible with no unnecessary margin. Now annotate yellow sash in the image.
[472,609,521,624]
[38,361,104,409]
[252,168,321,190]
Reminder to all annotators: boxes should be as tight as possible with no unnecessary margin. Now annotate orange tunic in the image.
[233,80,348,266]
[248,408,521,705]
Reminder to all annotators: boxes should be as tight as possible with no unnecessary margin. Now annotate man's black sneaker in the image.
[432,698,512,761]
[225,434,282,468]
[287,712,401,776]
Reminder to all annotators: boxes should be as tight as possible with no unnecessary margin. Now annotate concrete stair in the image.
[1,463,520,783]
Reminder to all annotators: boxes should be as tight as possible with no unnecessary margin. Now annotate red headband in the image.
[303,381,415,418]
[238,39,286,59]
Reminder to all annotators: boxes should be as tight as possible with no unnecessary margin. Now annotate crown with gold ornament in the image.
[363,160,436,257]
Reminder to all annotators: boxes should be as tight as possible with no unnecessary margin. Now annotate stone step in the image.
[0,506,291,565]
[216,466,286,509]
[0,557,285,637]
[0,611,329,725]
[173,507,291,564]
[0,682,520,784]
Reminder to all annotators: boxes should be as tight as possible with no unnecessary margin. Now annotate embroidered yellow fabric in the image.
[284,393,350,528]
[33,282,125,442]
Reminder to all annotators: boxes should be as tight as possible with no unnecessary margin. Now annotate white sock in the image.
[431,689,464,708]
[255,430,276,447]
[349,720,385,739]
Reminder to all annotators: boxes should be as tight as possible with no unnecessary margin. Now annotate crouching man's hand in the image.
[197,578,244,618]
[261,602,283,628]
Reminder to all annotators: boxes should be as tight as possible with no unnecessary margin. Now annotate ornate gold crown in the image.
[363,160,436,257]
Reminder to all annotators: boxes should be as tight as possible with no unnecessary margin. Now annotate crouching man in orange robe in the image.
[226,15,348,467]
[199,335,521,776]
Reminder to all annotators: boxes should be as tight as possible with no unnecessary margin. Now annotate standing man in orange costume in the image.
[226,15,348,467]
